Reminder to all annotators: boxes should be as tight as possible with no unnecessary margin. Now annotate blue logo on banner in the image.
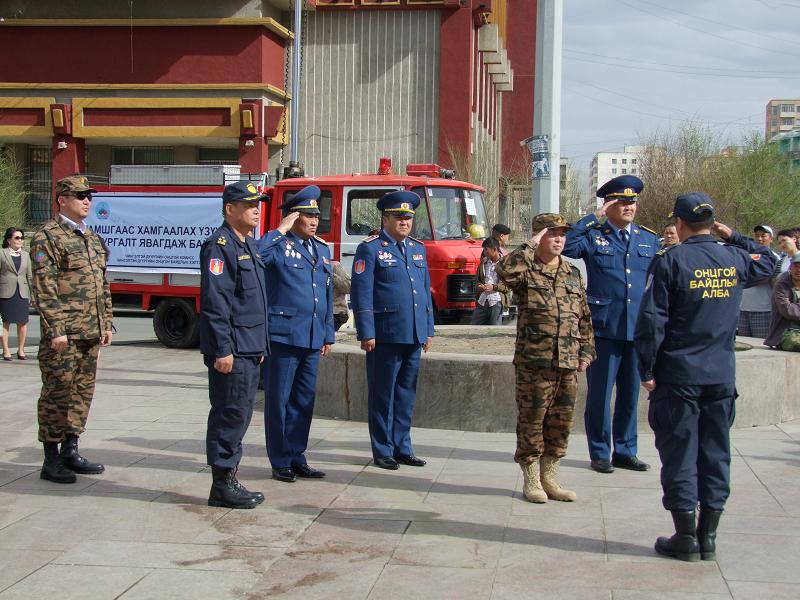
[95,202,110,220]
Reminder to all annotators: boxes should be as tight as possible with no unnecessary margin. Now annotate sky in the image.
[561,0,800,188]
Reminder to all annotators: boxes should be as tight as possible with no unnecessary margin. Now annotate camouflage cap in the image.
[531,213,571,232]
[55,175,97,196]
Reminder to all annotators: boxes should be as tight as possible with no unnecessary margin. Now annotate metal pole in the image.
[289,0,302,164]
[531,0,563,214]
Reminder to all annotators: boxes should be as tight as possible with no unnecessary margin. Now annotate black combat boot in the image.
[208,467,260,509]
[655,510,701,562]
[231,467,265,505]
[60,434,105,474]
[697,507,723,561]
[41,442,77,484]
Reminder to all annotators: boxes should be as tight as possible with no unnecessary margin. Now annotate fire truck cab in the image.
[264,159,489,323]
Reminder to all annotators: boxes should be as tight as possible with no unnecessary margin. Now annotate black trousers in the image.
[649,382,736,511]
[205,355,261,469]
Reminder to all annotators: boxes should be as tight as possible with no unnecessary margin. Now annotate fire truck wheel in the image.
[153,298,200,349]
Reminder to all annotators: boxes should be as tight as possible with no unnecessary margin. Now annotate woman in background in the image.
[0,227,33,360]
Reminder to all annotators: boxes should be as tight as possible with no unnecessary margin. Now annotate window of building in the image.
[611,168,617,174]
[772,105,780,116]
[621,168,627,174]
[611,158,617,164]
[197,147,239,165]
[631,168,637,175]
[781,117,794,126]
[771,119,778,127]
[621,158,627,164]
[112,147,174,165]
[631,158,637,165]
[781,104,795,112]
[282,189,332,234]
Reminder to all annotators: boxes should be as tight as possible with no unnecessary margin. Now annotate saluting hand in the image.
[528,227,548,247]
[641,379,656,392]
[278,211,301,234]
[711,221,733,241]
[594,199,618,220]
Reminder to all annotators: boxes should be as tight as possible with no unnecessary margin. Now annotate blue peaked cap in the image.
[222,180,267,203]
[596,175,644,200]
[377,190,420,215]
[279,185,321,214]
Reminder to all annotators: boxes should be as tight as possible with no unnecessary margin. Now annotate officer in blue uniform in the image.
[258,185,334,483]
[350,190,435,469]
[563,175,657,473]
[200,181,268,509]
[635,192,775,562]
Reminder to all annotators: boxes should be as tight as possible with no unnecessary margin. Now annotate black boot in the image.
[697,507,722,561]
[231,468,265,505]
[655,510,701,562]
[41,442,76,484]
[208,467,259,509]
[60,435,105,474]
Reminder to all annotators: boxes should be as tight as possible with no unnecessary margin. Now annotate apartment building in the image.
[589,145,644,200]
[766,99,800,140]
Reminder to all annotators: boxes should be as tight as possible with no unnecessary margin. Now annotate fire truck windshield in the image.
[410,186,489,241]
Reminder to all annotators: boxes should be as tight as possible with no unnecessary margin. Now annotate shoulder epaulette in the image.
[655,244,678,256]
[217,235,227,246]
[408,235,424,244]
[313,234,327,243]
[639,225,657,236]
[363,235,379,243]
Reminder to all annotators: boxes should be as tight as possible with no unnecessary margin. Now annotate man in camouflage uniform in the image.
[30,176,113,484]
[497,214,596,503]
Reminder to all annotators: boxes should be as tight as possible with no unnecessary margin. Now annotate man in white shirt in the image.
[471,237,508,325]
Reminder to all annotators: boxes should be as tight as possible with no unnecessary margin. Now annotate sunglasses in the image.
[12,235,23,240]
[65,191,93,201]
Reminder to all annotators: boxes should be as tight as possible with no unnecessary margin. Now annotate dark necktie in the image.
[304,239,314,261]
[397,241,405,257]
[620,229,629,246]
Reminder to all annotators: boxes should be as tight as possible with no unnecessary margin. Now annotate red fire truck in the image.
[90,160,489,348]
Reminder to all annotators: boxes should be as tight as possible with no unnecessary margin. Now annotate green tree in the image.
[0,152,28,233]
[636,122,800,233]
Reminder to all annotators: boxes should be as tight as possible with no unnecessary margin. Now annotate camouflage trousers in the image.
[514,364,578,464]
[37,338,101,442]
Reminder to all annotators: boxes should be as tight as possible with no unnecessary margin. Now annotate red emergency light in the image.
[378,157,392,175]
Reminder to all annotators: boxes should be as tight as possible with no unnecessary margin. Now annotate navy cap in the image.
[222,181,267,204]
[279,185,321,215]
[377,190,420,215]
[669,192,715,222]
[596,175,644,201]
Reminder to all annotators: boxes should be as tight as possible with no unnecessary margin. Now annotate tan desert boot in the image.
[540,455,577,502]
[522,459,548,503]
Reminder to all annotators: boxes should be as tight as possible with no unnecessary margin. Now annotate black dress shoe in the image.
[292,463,326,478]
[590,459,615,473]
[272,467,297,482]
[612,454,650,471]
[374,456,399,470]
[394,454,426,467]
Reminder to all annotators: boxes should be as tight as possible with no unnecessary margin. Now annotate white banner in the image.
[85,192,234,274]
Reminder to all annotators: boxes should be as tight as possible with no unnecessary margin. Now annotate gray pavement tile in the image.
[391,520,504,569]
[611,592,732,600]
[500,515,608,564]
[245,555,384,600]
[368,565,495,600]
[603,516,682,563]
[0,565,150,600]
[55,540,282,572]
[323,502,509,526]
[510,485,603,518]
[716,533,800,583]
[722,483,788,517]
[492,584,611,600]
[118,569,260,600]
[493,559,729,594]
[728,581,800,599]
[191,505,320,548]
[600,486,666,520]
[0,550,61,594]
[286,517,407,563]
[718,513,800,536]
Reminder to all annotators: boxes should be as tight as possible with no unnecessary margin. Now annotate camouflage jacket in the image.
[331,260,351,315]
[30,218,113,340]
[496,242,596,368]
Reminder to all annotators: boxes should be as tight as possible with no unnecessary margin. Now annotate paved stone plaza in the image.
[1,324,799,598]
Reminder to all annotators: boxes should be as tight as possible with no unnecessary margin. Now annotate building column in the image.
[51,135,86,206]
[238,136,268,174]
